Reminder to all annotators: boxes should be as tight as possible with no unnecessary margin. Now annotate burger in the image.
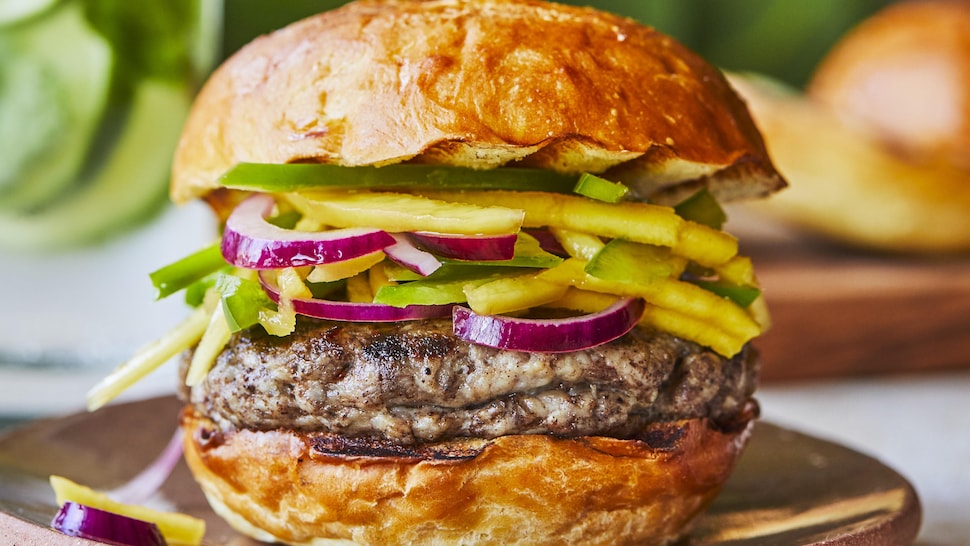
[91,0,786,544]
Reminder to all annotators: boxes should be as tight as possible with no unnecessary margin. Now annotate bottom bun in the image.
[181,404,756,546]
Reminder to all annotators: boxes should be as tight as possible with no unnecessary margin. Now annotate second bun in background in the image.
[730,0,970,254]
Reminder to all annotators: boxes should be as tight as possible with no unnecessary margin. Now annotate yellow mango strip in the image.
[287,191,524,235]
[184,302,231,387]
[420,190,684,248]
[747,294,773,331]
[293,215,325,231]
[258,306,295,336]
[258,268,309,336]
[367,261,396,297]
[541,287,618,313]
[347,271,374,303]
[714,255,758,287]
[648,280,762,341]
[50,475,206,546]
[538,286,744,356]
[538,259,761,341]
[673,221,738,267]
[639,305,747,357]
[549,227,605,260]
[280,267,313,299]
[464,275,568,315]
[307,251,385,283]
[86,302,211,411]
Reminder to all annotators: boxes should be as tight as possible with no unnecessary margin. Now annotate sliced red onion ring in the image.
[223,194,395,269]
[109,429,184,506]
[259,271,451,322]
[453,297,645,353]
[409,231,517,261]
[51,502,166,546]
[384,234,442,276]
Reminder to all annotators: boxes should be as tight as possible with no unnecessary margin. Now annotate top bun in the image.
[171,0,784,205]
[809,0,970,171]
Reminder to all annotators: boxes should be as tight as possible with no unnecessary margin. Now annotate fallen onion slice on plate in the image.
[409,231,517,261]
[453,297,646,353]
[222,194,395,269]
[259,271,452,322]
[108,429,185,506]
[51,502,167,546]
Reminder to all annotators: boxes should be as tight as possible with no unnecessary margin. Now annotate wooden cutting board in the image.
[736,217,970,382]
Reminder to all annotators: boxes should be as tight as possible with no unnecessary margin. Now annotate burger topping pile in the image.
[87,163,767,411]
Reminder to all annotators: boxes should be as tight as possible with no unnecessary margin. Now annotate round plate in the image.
[0,396,921,545]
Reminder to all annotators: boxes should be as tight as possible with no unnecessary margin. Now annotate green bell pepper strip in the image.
[573,173,629,203]
[149,242,226,300]
[374,267,526,307]
[584,239,685,284]
[216,273,274,333]
[184,272,221,307]
[219,163,580,193]
[673,188,727,230]
[690,279,762,308]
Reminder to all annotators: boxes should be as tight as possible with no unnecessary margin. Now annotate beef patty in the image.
[182,317,758,444]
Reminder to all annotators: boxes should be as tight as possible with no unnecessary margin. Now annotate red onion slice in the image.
[453,297,645,353]
[51,502,166,546]
[109,429,184,506]
[383,234,442,276]
[260,272,451,322]
[409,231,517,261]
[223,195,395,269]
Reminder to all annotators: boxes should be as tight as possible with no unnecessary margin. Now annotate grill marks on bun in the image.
[182,404,757,546]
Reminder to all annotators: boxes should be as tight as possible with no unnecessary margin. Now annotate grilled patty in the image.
[182,317,758,444]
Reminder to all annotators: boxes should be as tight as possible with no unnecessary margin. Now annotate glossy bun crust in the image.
[182,405,756,546]
[171,0,784,206]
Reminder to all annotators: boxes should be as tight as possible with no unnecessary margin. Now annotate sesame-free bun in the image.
[181,405,756,546]
[170,0,785,206]
[728,1,970,253]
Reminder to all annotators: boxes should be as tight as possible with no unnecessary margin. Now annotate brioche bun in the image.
[729,0,970,253]
[171,0,784,207]
[182,405,756,546]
